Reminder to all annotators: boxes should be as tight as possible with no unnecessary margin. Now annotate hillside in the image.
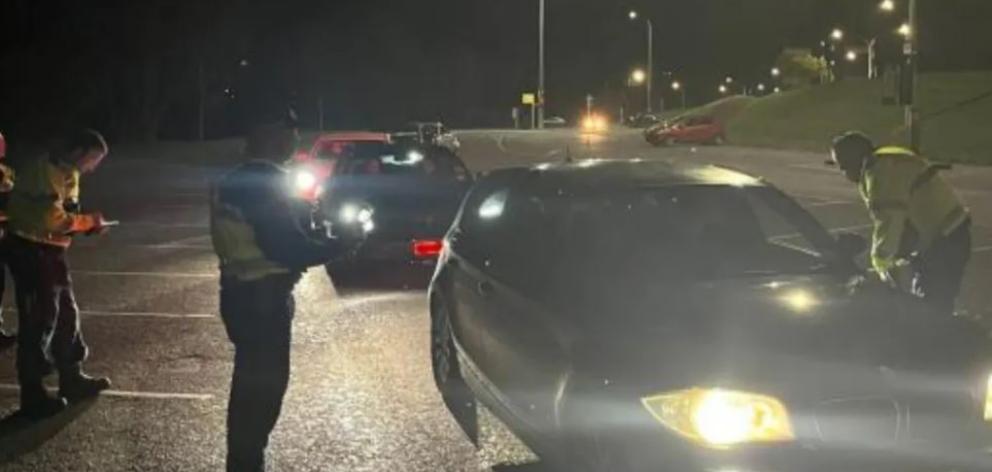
[724,72,992,164]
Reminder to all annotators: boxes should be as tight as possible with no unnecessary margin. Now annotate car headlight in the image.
[294,169,317,193]
[642,388,795,449]
[339,203,375,233]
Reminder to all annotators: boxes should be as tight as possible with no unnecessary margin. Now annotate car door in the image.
[479,188,573,430]
[446,181,512,376]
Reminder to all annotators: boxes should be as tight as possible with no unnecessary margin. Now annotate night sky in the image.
[1,0,990,141]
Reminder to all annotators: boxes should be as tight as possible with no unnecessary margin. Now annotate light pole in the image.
[537,0,546,129]
[905,0,919,151]
[629,10,654,113]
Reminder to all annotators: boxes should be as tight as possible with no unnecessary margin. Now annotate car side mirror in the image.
[836,233,868,258]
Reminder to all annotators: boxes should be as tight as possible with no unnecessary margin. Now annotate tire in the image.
[664,137,676,146]
[431,299,479,446]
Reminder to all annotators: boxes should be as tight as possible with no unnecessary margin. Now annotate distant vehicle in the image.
[408,122,461,153]
[543,116,567,128]
[320,143,472,271]
[291,131,392,200]
[429,158,992,472]
[626,112,662,128]
[580,113,609,133]
[645,115,726,146]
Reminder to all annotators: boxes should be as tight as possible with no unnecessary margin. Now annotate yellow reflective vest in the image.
[859,147,969,274]
[210,182,290,283]
[7,155,83,247]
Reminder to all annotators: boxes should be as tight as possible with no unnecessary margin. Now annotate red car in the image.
[645,116,726,146]
[290,132,392,200]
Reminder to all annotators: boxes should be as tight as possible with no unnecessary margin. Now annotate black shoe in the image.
[0,330,15,351]
[59,373,111,403]
[20,394,68,420]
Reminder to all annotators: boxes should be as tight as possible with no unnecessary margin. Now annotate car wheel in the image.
[664,137,676,146]
[431,299,479,446]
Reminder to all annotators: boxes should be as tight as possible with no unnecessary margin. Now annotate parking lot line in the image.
[0,308,214,319]
[0,384,214,401]
[71,270,217,278]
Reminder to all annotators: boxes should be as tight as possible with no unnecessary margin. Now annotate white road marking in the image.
[82,311,215,319]
[335,292,422,311]
[72,270,217,278]
[0,384,213,401]
[122,222,209,229]
[1,307,214,319]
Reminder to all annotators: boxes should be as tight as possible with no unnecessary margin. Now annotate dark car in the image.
[645,115,726,146]
[429,159,992,471]
[319,143,472,271]
[626,112,662,129]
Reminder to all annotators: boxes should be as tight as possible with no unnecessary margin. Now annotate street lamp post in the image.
[629,11,654,113]
[905,0,920,151]
[537,0,546,129]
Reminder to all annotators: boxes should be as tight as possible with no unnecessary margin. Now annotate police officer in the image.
[212,130,357,471]
[831,132,971,315]
[0,131,15,350]
[6,129,113,418]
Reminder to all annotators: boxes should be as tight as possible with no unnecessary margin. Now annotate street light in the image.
[628,10,655,113]
[898,23,912,38]
[631,69,647,84]
[830,28,844,41]
[774,86,782,93]
[771,67,781,78]
[537,0,546,129]
[725,76,734,84]
[718,84,728,94]
[846,50,858,62]
[757,83,766,93]
[879,0,895,12]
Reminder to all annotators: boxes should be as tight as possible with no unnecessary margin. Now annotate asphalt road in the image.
[0,128,989,471]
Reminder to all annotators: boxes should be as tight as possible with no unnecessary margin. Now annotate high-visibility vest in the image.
[7,155,81,247]
[859,146,969,273]
[209,172,290,282]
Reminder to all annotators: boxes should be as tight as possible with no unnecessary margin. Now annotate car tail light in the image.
[412,239,444,259]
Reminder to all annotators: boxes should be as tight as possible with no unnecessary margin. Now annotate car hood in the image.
[565,274,992,395]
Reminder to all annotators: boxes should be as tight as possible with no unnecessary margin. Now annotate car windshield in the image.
[336,145,469,181]
[551,185,835,280]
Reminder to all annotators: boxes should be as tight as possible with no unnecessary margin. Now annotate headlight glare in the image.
[983,374,992,422]
[642,388,794,448]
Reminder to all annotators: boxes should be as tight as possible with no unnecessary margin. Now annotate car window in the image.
[455,184,511,268]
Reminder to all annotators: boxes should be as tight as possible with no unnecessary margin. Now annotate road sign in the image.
[522,93,536,105]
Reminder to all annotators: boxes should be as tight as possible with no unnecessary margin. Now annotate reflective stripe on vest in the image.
[209,185,289,282]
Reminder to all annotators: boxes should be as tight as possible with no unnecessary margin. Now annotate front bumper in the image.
[595,405,992,472]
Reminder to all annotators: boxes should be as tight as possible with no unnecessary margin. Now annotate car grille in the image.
[813,397,901,444]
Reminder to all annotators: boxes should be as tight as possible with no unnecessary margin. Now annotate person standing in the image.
[0,131,15,350]
[830,131,971,315]
[212,139,359,471]
[6,129,113,418]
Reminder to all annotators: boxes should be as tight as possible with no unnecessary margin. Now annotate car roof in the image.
[498,158,764,191]
[315,131,391,144]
